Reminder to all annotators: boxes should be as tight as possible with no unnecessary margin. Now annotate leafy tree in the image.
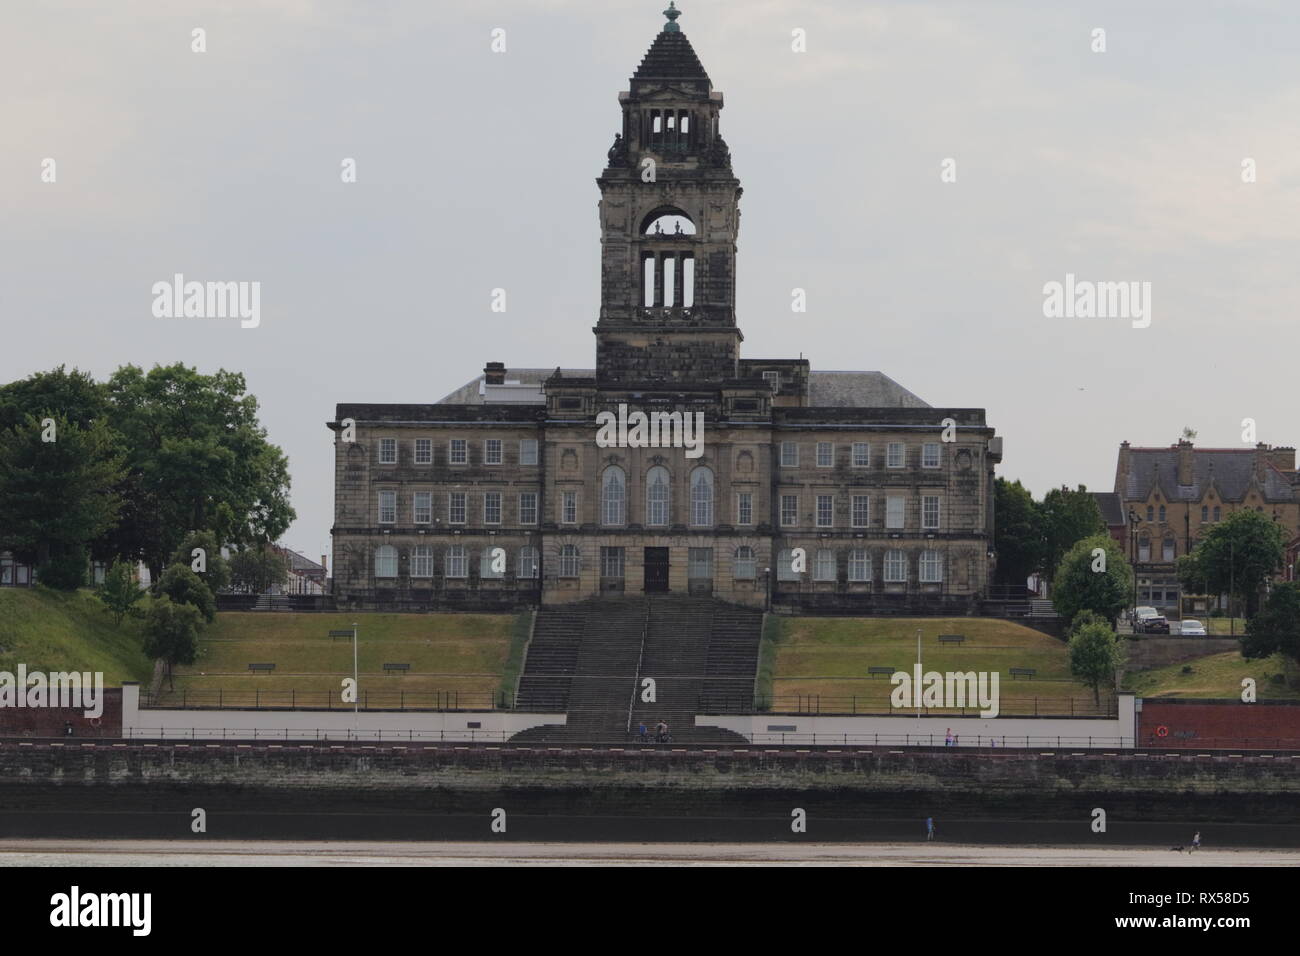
[229,544,290,593]
[1190,510,1285,618]
[1241,582,1300,665]
[993,478,1043,587]
[156,563,216,623]
[1040,485,1106,579]
[106,364,296,578]
[0,414,125,588]
[142,596,202,689]
[96,558,144,625]
[0,366,107,433]
[1069,619,1126,705]
[1175,551,1209,597]
[168,530,232,593]
[1051,534,1131,626]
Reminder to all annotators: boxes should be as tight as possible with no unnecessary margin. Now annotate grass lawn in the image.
[1122,651,1300,700]
[761,617,1109,715]
[156,611,528,707]
[0,587,153,685]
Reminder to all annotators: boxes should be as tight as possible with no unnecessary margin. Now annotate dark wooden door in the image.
[643,548,669,593]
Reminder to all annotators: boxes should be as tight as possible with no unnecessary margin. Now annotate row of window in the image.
[371,438,949,471]
[1144,505,1239,524]
[369,545,945,583]
[780,441,944,469]
[375,438,539,467]
[376,482,945,531]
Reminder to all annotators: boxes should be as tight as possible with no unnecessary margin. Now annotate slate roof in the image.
[633,29,710,81]
[1090,492,1126,527]
[1121,448,1294,504]
[435,368,930,409]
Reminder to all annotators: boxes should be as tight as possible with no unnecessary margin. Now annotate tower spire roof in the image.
[634,4,709,80]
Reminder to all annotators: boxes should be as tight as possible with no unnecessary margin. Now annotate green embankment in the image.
[759,616,1108,714]
[157,610,528,707]
[0,587,153,685]
[1123,651,1300,700]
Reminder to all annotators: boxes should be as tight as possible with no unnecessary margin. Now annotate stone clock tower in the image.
[594,3,743,386]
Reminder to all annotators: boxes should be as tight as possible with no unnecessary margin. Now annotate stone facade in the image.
[328,11,1001,612]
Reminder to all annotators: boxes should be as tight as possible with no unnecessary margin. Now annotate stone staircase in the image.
[511,595,763,744]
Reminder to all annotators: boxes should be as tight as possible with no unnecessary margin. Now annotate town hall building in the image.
[328,5,1002,611]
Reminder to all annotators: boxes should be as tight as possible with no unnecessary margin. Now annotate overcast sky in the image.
[5,0,1299,561]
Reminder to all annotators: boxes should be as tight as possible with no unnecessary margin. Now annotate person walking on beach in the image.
[925,816,935,841]
[1191,831,1201,852]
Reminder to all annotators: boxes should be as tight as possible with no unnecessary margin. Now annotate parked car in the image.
[1132,606,1158,628]
[1180,619,1208,637]
[1142,615,1170,634]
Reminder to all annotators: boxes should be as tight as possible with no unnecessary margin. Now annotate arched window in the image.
[848,549,870,582]
[601,466,626,526]
[445,545,467,579]
[1201,505,1208,522]
[646,465,670,526]
[1158,505,1166,523]
[1146,505,1154,522]
[690,466,714,527]
[375,545,397,579]
[1138,537,1151,562]
[559,545,580,578]
[884,550,907,583]
[920,550,943,583]
[814,549,836,581]
[1213,506,1221,521]
[734,546,756,580]
[518,547,538,579]
[1162,537,1175,562]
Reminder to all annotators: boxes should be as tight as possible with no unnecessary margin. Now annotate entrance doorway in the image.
[643,547,669,593]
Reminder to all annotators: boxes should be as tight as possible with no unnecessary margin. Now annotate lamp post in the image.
[762,567,772,612]
[352,621,359,714]
[1127,509,1140,626]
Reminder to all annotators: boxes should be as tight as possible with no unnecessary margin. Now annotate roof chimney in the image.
[1176,438,1194,486]
[484,362,506,385]
[1269,446,1296,473]
[320,554,328,573]
[1256,442,1271,482]
[1116,441,1131,496]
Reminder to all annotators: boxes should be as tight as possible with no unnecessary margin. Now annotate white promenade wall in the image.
[120,683,564,743]
[699,693,1137,748]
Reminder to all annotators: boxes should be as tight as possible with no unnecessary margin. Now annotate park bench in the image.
[938,634,965,645]
[383,662,410,674]
[247,662,275,673]
[1009,667,1036,680]
[868,666,897,678]
[329,630,354,640]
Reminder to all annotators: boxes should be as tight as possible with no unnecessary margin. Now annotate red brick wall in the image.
[1138,699,1300,749]
[0,688,122,737]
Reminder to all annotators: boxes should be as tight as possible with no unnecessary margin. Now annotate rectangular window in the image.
[737,492,753,526]
[485,439,502,465]
[379,438,397,465]
[852,495,870,528]
[777,549,799,582]
[886,496,905,529]
[601,547,625,579]
[375,547,397,578]
[562,491,577,525]
[734,547,756,579]
[519,492,538,525]
[922,495,941,530]
[887,442,905,469]
[780,441,798,467]
[922,443,941,469]
[814,549,835,581]
[763,371,781,392]
[688,547,713,579]
[378,490,396,524]
[411,546,433,578]
[884,550,907,583]
[816,442,833,468]
[449,492,466,525]
[852,442,869,467]
[920,551,943,583]
[816,494,834,528]
[446,545,467,579]
[483,492,501,525]
[559,546,580,577]
[413,492,432,524]
[414,439,432,464]
[449,439,467,465]
[519,439,538,465]
[781,494,798,527]
[848,549,870,582]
